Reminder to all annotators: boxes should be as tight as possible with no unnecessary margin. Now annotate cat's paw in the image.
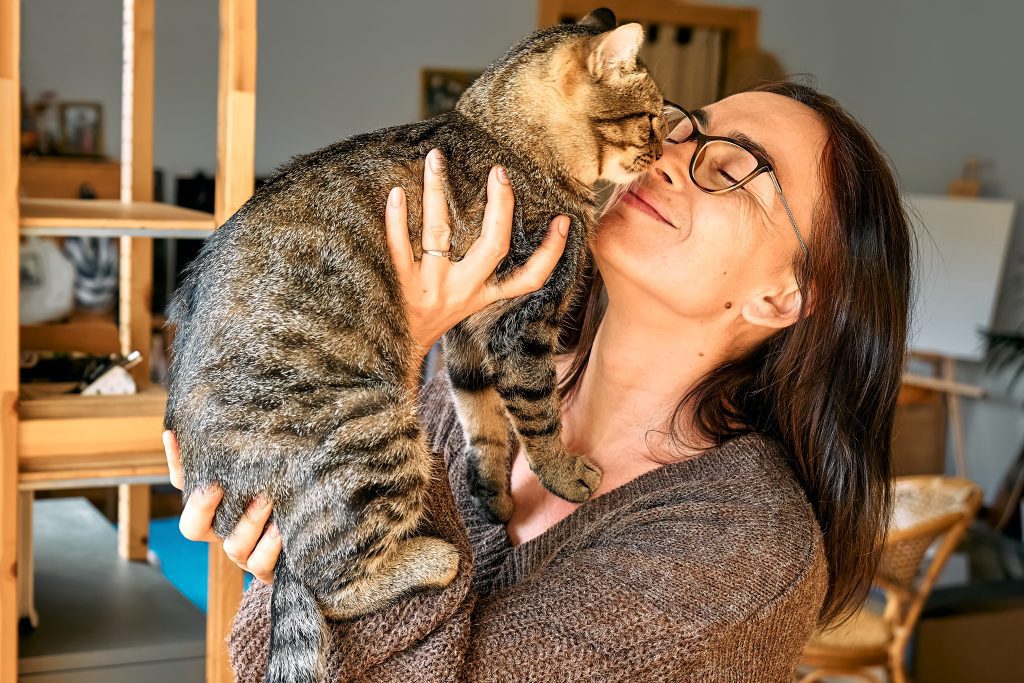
[466,455,515,523]
[409,537,461,589]
[533,451,602,503]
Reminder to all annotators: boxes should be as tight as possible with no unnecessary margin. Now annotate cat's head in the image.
[457,8,665,187]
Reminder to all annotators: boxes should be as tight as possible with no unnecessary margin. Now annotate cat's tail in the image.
[265,559,327,683]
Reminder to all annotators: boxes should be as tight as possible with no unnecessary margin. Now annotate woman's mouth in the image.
[621,189,675,228]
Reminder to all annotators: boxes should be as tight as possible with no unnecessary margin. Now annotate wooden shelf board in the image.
[21,318,121,354]
[19,384,168,418]
[18,386,168,460]
[19,198,215,238]
[19,454,168,489]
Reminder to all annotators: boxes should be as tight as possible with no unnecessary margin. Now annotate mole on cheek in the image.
[724,302,733,309]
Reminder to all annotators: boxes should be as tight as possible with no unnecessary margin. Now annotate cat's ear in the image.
[578,8,616,31]
[587,23,644,78]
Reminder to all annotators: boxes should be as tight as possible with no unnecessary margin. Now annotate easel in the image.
[902,351,986,478]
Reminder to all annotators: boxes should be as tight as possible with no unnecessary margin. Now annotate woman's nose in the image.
[654,138,701,189]
[653,148,684,187]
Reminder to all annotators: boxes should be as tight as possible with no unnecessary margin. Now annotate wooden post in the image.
[215,0,257,224]
[0,0,20,678]
[16,492,37,629]
[119,0,155,388]
[943,357,969,478]
[117,483,151,561]
[206,0,257,679]
[117,0,155,563]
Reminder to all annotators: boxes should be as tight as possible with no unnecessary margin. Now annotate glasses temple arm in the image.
[772,177,810,261]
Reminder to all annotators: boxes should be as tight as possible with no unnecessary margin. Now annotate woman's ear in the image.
[740,284,804,330]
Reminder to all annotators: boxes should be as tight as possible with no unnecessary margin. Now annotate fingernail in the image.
[252,495,269,510]
[427,149,442,173]
[388,186,403,207]
[557,216,569,237]
[496,166,509,185]
[267,524,280,538]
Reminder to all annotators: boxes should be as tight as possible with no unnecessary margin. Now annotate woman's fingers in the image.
[420,149,452,281]
[384,186,413,284]
[178,483,223,543]
[221,495,273,567]
[162,430,184,490]
[463,166,514,282]
[421,149,451,250]
[486,215,569,303]
[245,523,282,584]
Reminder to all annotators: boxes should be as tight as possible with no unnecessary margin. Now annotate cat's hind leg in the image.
[284,388,459,621]
[320,535,459,620]
[443,322,515,523]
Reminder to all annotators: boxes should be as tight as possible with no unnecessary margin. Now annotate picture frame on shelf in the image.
[58,101,104,157]
[420,68,481,119]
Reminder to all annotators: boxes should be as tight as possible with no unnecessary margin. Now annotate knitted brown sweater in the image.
[228,374,828,681]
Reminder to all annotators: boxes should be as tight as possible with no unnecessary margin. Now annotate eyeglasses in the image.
[662,100,810,264]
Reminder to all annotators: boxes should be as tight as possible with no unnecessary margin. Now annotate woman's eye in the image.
[719,169,739,184]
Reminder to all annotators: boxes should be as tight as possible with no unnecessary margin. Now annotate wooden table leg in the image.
[117,483,151,561]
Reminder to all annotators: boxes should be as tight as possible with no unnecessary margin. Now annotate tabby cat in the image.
[165,8,664,683]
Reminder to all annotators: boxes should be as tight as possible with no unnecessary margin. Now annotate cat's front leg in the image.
[443,322,516,523]
[490,296,602,504]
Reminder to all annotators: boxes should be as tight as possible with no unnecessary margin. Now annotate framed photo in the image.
[58,101,104,157]
[420,68,481,119]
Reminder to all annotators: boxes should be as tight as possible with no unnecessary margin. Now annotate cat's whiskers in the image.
[600,172,648,218]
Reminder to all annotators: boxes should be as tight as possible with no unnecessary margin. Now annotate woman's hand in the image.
[386,148,570,359]
[163,430,281,584]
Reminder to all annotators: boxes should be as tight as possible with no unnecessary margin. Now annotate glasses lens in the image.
[663,106,693,142]
[693,140,760,191]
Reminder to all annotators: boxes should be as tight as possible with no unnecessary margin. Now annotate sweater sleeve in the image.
[227,376,828,682]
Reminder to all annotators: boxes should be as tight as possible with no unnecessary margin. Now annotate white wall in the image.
[734,0,1024,500]
[816,0,1024,500]
[23,0,536,188]
[21,0,1024,499]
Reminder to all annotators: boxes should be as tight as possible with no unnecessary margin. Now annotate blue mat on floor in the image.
[146,516,253,612]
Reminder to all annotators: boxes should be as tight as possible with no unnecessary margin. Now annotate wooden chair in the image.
[798,476,982,683]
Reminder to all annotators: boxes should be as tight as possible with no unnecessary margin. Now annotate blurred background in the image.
[5,1,1024,681]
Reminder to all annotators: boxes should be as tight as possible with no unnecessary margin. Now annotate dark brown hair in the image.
[559,81,912,626]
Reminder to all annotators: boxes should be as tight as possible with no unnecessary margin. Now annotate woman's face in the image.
[593,91,827,336]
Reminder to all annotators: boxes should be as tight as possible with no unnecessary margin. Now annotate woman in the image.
[164,81,911,681]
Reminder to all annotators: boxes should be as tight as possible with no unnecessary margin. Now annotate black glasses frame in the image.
[663,99,810,263]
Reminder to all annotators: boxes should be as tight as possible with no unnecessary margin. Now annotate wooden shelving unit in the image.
[1,1,256,681]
